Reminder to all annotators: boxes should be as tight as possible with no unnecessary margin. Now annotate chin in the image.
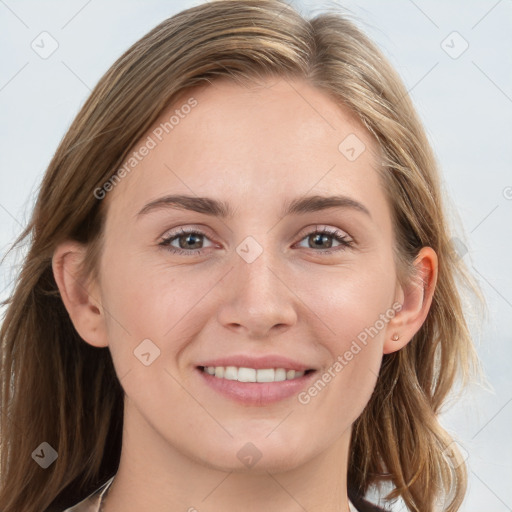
[195,436,312,474]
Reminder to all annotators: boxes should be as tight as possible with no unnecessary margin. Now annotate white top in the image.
[64,475,359,511]
[348,498,359,512]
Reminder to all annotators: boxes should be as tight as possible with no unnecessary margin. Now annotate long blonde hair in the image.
[0,1,480,510]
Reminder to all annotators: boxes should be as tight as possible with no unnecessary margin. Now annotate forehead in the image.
[106,77,384,219]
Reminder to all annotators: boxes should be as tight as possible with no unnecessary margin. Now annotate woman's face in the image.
[96,77,402,472]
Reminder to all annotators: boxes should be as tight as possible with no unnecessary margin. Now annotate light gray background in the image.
[1,1,511,510]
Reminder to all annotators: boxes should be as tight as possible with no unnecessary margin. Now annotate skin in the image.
[53,77,437,512]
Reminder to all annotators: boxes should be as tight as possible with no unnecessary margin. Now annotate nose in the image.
[216,244,298,339]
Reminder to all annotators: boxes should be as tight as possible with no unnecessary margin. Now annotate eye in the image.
[159,228,215,256]
[295,226,354,254]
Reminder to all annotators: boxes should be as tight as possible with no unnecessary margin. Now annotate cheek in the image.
[301,257,397,344]
[294,260,396,416]
[99,248,225,369]
[101,241,192,328]
[98,254,214,412]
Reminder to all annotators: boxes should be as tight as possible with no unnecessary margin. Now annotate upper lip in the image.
[196,354,316,372]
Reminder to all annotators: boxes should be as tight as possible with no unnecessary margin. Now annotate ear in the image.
[52,240,109,348]
[383,247,438,354]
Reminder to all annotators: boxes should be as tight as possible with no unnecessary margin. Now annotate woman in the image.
[0,1,480,511]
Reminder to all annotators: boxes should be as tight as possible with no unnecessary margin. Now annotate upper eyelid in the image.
[160,226,216,243]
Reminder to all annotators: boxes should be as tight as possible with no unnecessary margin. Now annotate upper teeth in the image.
[203,366,305,383]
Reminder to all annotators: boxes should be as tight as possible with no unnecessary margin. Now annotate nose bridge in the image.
[216,234,298,336]
[240,246,278,294]
[235,234,285,304]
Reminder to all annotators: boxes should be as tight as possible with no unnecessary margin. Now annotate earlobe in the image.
[52,241,109,348]
[383,247,438,355]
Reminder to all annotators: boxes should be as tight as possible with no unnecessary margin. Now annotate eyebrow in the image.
[136,193,371,219]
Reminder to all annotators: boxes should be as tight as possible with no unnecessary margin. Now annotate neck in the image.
[103,400,352,512]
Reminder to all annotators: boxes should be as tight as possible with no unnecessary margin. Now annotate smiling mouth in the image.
[197,365,316,383]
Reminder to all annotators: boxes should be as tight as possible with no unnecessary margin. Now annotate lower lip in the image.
[196,367,317,406]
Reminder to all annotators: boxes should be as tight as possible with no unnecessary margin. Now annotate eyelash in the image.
[158,226,354,257]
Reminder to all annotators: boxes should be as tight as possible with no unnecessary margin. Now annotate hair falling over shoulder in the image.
[0,1,482,510]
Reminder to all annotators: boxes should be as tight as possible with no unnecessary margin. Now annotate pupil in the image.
[311,233,332,249]
[181,233,201,249]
